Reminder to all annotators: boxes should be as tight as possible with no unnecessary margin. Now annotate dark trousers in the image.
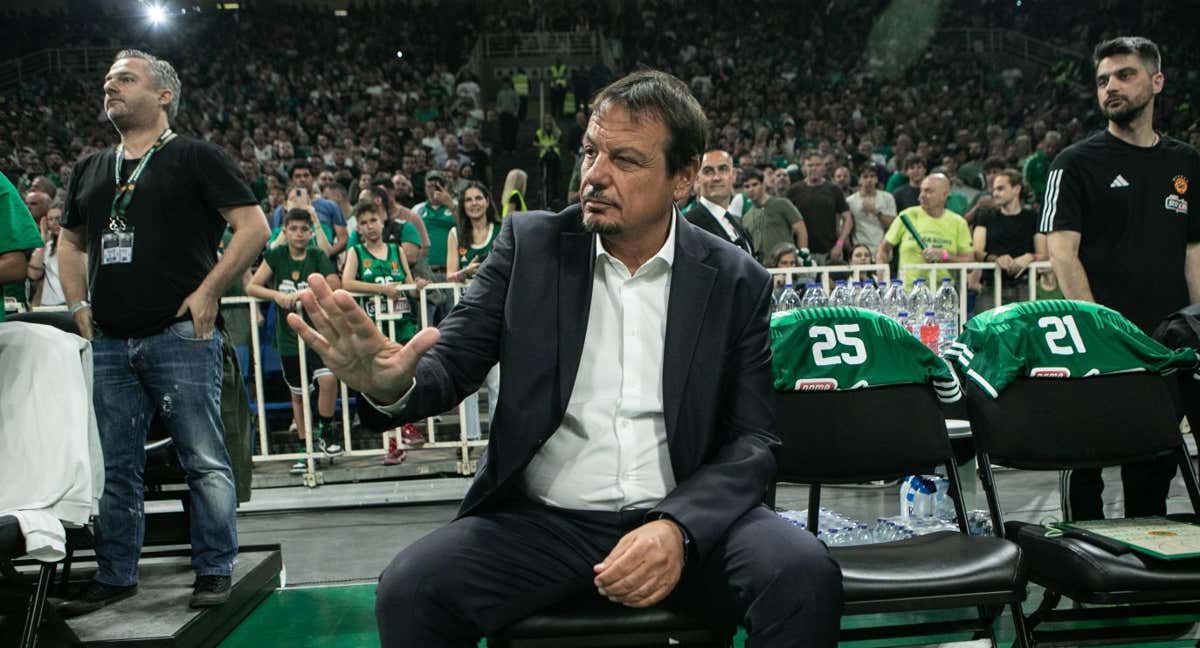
[376,498,842,647]
[550,85,566,117]
[499,112,519,153]
[1068,454,1179,521]
[540,151,561,208]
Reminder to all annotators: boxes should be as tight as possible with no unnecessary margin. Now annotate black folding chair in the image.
[776,384,1029,646]
[488,596,732,648]
[966,373,1200,646]
[0,516,80,647]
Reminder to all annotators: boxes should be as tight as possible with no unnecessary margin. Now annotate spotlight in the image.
[147,4,168,25]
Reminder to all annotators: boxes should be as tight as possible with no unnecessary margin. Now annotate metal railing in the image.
[478,32,601,61]
[941,28,1086,69]
[901,261,1053,324]
[765,263,891,287]
[0,47,117,90]
[14,282,487,487]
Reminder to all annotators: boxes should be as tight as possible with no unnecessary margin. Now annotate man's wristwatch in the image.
[69,300,91,315]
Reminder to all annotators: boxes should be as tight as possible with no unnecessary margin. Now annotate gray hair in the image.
[114,49,181,121]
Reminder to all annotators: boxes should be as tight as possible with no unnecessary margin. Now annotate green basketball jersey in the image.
[770,306,962,402]
[945,300,1199,398]
[263,245,337,356]
[457,222,500,267]
[352,243,418,342]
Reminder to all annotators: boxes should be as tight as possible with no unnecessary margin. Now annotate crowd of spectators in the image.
[3,0,1200,311]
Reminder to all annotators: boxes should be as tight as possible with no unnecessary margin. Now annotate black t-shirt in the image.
[61,135,258,338]
[893,184,920,211]
[1040,130,1200,333]
[976,206,1039,257]
[787,181,849,253]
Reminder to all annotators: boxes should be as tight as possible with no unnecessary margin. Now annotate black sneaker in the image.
[59,581,138,618]
[190,574,231,608]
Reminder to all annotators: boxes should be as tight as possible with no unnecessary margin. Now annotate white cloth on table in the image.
[0,322,102,562]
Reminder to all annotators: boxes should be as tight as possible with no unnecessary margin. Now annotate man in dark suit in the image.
[290,70,842,647]
[684,149,755,256]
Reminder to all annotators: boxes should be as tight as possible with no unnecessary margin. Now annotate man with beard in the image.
[1041,36,1200,521]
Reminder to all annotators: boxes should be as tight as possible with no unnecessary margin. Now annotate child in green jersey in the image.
[247,208,343,472]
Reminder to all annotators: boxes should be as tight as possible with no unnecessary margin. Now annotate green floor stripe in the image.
[222,584,1199,647]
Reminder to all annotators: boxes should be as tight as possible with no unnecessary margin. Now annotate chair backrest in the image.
[774,383,952,484]
[964,373,1182,471]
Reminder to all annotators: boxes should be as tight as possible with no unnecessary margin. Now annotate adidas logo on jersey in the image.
[1110,174,1131,188]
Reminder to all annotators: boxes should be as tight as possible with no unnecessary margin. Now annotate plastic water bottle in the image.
[919,311,940,353]
[805,282,829,308]
[828,280,852,307]
[848,281,862,304]
[935,278,959,352]
[896,310,914,336]
[882,279,905,318]
[909,278,934,316]
[855,280,882,312]
[776,283,802,312]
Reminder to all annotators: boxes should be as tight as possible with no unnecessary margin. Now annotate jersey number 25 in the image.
[810,324,868,366]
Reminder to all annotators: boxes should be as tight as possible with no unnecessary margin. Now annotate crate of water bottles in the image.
[774,275,962,355]
[776,507,875,547]
[776,502,993,545]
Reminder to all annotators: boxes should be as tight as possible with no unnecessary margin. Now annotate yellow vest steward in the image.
[513,73,530,96]
[536,128,560,158]
[549,64,568,87]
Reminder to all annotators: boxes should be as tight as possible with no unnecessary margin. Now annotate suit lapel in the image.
[663,214,717,445]
[557,225,596,418]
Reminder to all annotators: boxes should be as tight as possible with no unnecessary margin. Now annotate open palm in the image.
[287,273,439,404]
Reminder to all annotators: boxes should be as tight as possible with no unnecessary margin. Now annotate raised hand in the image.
[288,273,439,404]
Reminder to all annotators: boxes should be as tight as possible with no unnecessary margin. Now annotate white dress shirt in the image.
[523,213,678,511]
[698,196,740,241]
[375,212,680,511]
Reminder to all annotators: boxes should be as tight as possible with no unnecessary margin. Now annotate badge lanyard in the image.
[109,127,173,233]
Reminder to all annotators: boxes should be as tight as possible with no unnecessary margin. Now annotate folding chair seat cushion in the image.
[836,531,1024,610]
[491,593,731,641]
[1006,520,1200,604]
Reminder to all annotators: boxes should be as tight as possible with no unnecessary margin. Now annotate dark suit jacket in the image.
[393,204,778,563]
[684,201,755,257]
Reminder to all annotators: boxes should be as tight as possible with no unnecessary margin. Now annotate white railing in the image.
[901,261,1053,323]
[17,283,486,486]
[765,264,891,287]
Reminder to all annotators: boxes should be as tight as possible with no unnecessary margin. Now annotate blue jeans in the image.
[92,320,238,586]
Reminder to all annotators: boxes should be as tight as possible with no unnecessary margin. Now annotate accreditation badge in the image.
[100,230,135,265]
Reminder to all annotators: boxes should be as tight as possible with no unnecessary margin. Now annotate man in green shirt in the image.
[741,167,807,265]
[0,173,43,322]
[415,171,457,324]
[1021,131,1062,205]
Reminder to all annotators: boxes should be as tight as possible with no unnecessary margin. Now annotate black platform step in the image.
[57,545,281,648]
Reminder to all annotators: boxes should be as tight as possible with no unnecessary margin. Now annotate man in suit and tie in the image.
[289,70,842,647]
[685,149,755,256]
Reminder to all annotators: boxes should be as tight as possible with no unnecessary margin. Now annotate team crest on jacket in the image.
[290,271,300,281]
[391,261,399,269]
[364,259,373,268]
[1173,175,1188,194]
